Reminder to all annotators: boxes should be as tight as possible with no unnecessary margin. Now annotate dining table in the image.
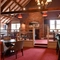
[0,39,16,55]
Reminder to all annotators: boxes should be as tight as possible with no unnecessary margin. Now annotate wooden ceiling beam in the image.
[1,0,11,12]
[0,16,5,21]
[47,7,60,12]
[4,1,14,12]
[0,16,4,20]
[1,9,42,14]
[12,0,23,9]
[23,0,31,7]
[1,7,60,14]
[19,0,27,6]
[3,18,10,23]
[14,6,20,11]
[2,17,8,23]
[1,0,7,7]
[9,3,17,11]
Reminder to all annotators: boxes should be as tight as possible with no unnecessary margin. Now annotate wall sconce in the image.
[21,23,25,30]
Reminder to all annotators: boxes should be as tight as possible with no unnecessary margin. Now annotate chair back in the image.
[14,41,24,51]
[1,42,9,53]
[0,42,3,53]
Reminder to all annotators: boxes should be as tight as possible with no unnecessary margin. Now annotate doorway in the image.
[35,29,39,39]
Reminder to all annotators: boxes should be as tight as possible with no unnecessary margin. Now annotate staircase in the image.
[34,40,48,48]
[34,43,47,48]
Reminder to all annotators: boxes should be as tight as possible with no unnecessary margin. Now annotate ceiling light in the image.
[47,0,52,2]
[23,8,26,10]
[35,0,52,9]
[42,11,48,17]
[42,13,47,17]
[38,6,41,9]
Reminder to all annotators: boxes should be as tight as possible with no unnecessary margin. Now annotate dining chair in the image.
[3,36,13,48]
[12,41,24,59]
[1,42,10,60]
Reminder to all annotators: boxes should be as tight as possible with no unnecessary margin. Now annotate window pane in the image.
[50,20,60,32]
[50,25,55,29]
[11,29,15,32]
[50,30,53,32]
[56,25,60,29]
[56,20,60,24]
[11,24,16,29]
[58,30,60,32]
[50,20,55,24]
[11,23,20,32]
[17,24,20,29]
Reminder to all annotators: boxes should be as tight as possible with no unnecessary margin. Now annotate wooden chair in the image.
[1,42,10,60]
[12,41,24,59]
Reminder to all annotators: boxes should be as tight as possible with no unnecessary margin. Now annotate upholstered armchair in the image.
[11,41,24,59]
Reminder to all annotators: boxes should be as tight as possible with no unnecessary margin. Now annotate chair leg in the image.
[2,53,5,60]
[21,49,23,56]
[3,55,4,60]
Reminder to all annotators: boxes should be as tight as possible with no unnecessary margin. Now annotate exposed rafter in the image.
[23,0,31,7]
[12,0,23,9]
[1,0,11,12]
[1,0,7,7]
[4,1,14,12]
[1,17,8,23]
[1,0,32,24]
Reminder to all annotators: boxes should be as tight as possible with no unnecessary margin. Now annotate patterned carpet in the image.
[4,48,58,60]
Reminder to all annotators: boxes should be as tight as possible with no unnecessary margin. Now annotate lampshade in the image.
[21,23,25,30]
[42,11,48,17]
[42,13,47,17]
[18,14,22,18]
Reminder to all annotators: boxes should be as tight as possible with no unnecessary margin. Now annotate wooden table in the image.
[1,39,16,43]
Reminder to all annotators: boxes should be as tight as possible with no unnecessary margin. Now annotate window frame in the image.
[50,20,60,32]
[11,23,20,32]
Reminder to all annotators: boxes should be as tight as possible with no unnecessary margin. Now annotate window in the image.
[56,20,60,29]
[50,20,55,29]
[50,20,60,32]
[11,23,20,32]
